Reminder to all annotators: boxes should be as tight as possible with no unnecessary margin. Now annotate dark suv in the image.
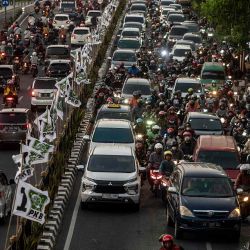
[166,162,241,240]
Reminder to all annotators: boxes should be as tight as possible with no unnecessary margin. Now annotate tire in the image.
[174,219,183,239]
[80,201,88,210]
[166,205,174,227]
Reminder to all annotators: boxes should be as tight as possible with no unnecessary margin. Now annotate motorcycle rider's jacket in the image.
[159,160,175,176]
[30,55,38,65]
[149,151,164,169]
[235,173,250,189]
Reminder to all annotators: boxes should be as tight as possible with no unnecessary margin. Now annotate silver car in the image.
[0,171,13,223]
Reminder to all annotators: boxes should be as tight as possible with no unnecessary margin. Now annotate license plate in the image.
[41,93,50,97]
[7,126,18,132]
[102,194,119,199]
[208,222,220,228]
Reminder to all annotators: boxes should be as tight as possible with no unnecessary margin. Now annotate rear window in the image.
[118,39,140,49]
[122,30,140,37]
[34,79,56,89]
[46,47,69,56]
[124,23,142,31]
[49,63,70,71]
[97,111,132,121]
[113,52,136,62]
[125,16,144,24]
[161,0,174,6]
[167,14,185,22]
[60,2,75,9]
[74,29,89,35]
[175,82,202,93]
[184,35,202,44]
[88,11,101,17]
[0,113,26,123]
[202,70,225,80]
[0,68,13,78]
[170,27,188,36]
[55,15,69,21]
[189,118,222,131]
[123,83,151,95]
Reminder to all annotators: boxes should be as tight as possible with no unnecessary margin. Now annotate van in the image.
[200,62,225,88]
[193,135,240,181]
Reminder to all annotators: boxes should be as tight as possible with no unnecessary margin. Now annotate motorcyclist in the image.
[159,151,175,177]
[234,164,250,189]
[185,88,194,101]
[128,64,140,77]
[216,102,228,117]
[59,25,66,37]
[147,125,161,146]
[159,234,183,250]
[3,80,18,104]
[171,141,184,163]
[129,91,140,108]
[28,14,36,27]
[180,131,196,155]
[14,23,22,36]
[132,99,144,121]
[30,51,38,65]
[163,128,177,150]
[134,118,147,136]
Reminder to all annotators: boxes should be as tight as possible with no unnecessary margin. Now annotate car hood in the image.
[181,195,237,212]
[121,93,151,99]
[86,170,137,182]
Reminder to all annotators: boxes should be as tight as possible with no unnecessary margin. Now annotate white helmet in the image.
[152,125,160,130]
[240,164,250,171]
[32,52,37,56]
[155,143,163,150]
[61,25,64,29]
[2,41,6,45]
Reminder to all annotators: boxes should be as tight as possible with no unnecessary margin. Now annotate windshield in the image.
[55,15,69,21]
[173,48,191,57]
[197,151,239,169]
[113,52,136,62]
[202,70,225,80]
[88,155,135,173]
[168,15,185,22]
[175,82,202,93]
[46,47,69,56]
[0,113,26,124]
[50,63,70,71]
[97,111,132,121]
[34,79,56,89]
[189,118,222,131]
[0,68,13,78]
[123,83,151,95]
[118,39,140,49]
[186,25,199,33]
[182,177,233,197]
[125,16,144,24]
[170,27,188,36]
[74,29,89,35]
[161,0,174,6]
[88,11,101,17]
[184,35,202,44]
[60,2,75,8]
[92,127,134,143]
[177,42,195,51]
[131,5,146,11]
[122,30,140,37]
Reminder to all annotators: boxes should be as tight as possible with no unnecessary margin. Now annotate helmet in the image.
[152,125,160,130]
[32,52,37,56]
[154,143,163,150]
[167,127,174,134]
[159,101,165,107]
[61,25,64,28]
[188,88,193,94]
[227,90,233,97]
[106,97,113,103]
[2,41,5,45]
[158,111,166,116]
[136,118,143,124]
[240,164,250,171]
[183,131,192,137]
[164,151,173,157]
[159,234,174,243]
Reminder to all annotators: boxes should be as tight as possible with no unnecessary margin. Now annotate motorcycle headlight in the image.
[180,205,195,217]
[220,117,225,123]
[207,33,213,37]
[146,120,154,126]
[212,90,217,95]
[161,50,167,57]
[136,134,143,140]
[123,98,129,104]
[242,131,247,136]
[234,92,237,96]
[243,196,249,202]
[228,208,240,218]
[203,109,208,112]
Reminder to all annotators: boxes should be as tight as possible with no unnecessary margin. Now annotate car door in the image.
[168,170,181,219]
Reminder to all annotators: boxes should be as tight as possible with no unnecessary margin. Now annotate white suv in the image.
[80,145,141,210]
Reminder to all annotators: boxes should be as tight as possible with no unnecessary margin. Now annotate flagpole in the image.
[4,141,23,250]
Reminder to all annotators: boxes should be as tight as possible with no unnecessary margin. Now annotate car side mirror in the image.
[236,188,243,195]
[139,166,146,173]
[9,179,15,185]
[83,135,90,141]
[107,57,112,60]
[168,186,177,194]
[76,165,85,171]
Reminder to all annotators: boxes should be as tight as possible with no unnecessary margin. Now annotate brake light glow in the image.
[32,90,35,97]
[22,123,30,130]
[6,97,14,101]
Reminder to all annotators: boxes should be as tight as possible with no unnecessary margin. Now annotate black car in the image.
[166,162,241,240]
[46,60,71,78]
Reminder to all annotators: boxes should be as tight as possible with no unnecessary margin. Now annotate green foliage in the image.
[198,0,250,48]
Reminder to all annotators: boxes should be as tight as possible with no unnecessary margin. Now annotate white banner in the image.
[27,136,54,155]
[13,180,50,224]
[15,165,34,183]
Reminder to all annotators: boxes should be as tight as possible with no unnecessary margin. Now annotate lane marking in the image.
[206,242,212,250]
[27,86,31,90]
[63,188,81,250]
[18,96,23,102]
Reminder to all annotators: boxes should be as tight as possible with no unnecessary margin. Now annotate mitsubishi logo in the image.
[208,211,214,217]
[108,182,112,186]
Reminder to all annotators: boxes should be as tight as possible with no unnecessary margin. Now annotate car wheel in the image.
[31,105,36,113]
[80,202,88,210]
[174,219,182,239]
[166,205,174,227]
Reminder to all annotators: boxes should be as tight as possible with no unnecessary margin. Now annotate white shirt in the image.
[30,55,38,65]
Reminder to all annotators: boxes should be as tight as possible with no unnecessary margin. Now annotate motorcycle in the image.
[237,187,250,219]
[4,94,17,108]
[149,169,163,197]
[31,64,38,77]
[59,34,66,44]
[13,56,21,72]
[22,62,30,74]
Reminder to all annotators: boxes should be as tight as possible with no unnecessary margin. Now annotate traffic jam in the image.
[0,0,250,249]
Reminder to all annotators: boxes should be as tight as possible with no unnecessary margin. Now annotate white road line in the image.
[206,242,213,250]
[18,96,23,102]
[27,86,31,90]
[63,188,81,250]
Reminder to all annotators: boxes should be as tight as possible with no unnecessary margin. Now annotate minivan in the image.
[45,45,70,66]
[193,135,240,181]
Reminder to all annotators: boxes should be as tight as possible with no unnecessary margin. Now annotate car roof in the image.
[197,135,237,151]
[73,27,90,31]
[49,59,71,64]
[187,112,220,119]
[47,45,69,48]
[55,13,69,17]
[99,104,130,112]
[184,32,202,37]
[92,145,133,156]
[171,25,188,30]
[96,119,131,128]
[0,65,13,69]
[176,77,200,84]
[177,162,227,178]
[0,108,29,113]
[114,49,136,54]
[122,27,140,32]
[125,78,150,85]
[173,44,191,49]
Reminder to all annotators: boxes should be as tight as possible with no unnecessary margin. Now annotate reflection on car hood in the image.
[86,171,137,182]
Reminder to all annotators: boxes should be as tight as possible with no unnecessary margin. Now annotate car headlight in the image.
[82,178,96,192]
[228,208,241,218]
[243,196,249,202]
[124,181,139,195]
[124,98,129,104]
[180,205,195,217]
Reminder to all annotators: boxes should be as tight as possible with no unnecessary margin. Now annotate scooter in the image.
[149,169,163,197]
[237,187,250,220]
[4,94,17,108]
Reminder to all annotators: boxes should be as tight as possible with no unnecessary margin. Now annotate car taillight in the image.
[22,123,30,130]
[31,90,36,97]
[6,97,14,101]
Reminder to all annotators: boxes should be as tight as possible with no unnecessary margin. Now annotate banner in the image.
[27,136,54,155]
[15,165,34,183]
[65,86,81,107]
[13,180,50,224]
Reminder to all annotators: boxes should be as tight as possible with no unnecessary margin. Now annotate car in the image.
[46,60,71,78]
[166,13,185,25]
[53,14,72,30]
[0,65,20,92]
[175,39,196,52]
[170,44,192,62]
[117,37,141,52]
[59,0,77,20]
[171,77,203,98]
[121,78,151,102]
[121,27,141,39]
[181,21,200,33]
[0,108,37,143]
[110,49,137,69]
[71,27,91,47]
[96,104,132,122]
[169,3,182,11]
[85,10,102,26]
[167,25,188,46]
[160,7,176,20]
[123,22,143,32]
[129,3,147,15]
[0,171,13,223]
[183,112,224,136]
[83,119,135,153]
[182,32,202,49]
[166,162,241,240]
[31,77,57,112]
[45,45,70,66]
[79,145,141,210]
[124,13,146,31]
[193,135,240,181]
[160,0,175,9]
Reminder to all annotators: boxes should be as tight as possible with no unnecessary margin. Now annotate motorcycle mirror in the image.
[236,188,243,195]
